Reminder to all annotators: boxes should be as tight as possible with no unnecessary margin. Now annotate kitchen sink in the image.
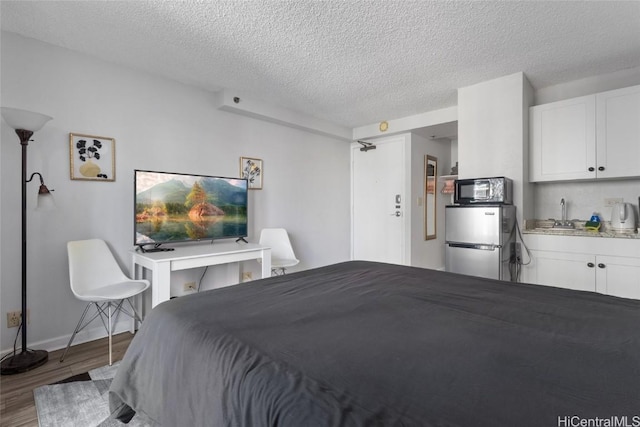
[553,220,575,229]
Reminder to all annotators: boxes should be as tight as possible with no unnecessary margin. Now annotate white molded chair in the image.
[259,228,300,275]
[60,239,150,365]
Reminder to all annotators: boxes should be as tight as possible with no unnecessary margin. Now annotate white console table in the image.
[131,242,271,308]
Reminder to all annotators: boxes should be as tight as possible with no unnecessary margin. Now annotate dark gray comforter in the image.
[109,261,640,426]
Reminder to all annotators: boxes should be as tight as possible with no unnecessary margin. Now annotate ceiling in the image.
[1,1,639,132]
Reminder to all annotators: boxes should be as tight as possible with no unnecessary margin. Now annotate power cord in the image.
[514,220,532,266]
[508,220,533,282]
[196,266,209,292]
[0,319,23,363]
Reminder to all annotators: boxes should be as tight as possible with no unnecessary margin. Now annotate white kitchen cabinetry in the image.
[530,84,640,182]
[525,250,596,292]
[521,234,640,300]
[530,95,596,181]
[595,85,640,179]
[595,255,640,299]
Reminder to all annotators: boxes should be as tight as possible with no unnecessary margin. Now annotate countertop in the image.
[523,219,640,239]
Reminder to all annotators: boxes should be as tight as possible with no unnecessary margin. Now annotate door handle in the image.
[598,263,606,269]
[448,243,497,251]
[587,262,595,268]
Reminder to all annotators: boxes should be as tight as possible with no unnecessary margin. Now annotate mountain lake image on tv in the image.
[134,170,248,246]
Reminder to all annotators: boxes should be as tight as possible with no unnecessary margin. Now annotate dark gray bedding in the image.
[109,261,640,426]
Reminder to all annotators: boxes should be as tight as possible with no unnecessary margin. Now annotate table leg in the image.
[261,248,272,279]
[152,262,172,308]
[130,261,143,333]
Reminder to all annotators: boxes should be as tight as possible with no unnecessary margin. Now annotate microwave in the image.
[454,177,513,205]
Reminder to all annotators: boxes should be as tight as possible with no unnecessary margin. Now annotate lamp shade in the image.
[1,107,52,132]
[36,191,56,211]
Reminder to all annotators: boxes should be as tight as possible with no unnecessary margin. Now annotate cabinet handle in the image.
[598,263,606,269]
[598,166,605,171]
[587,262,595,268]
[588,167,595,172]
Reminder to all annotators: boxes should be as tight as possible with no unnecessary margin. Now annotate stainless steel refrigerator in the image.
[445,205,516,281]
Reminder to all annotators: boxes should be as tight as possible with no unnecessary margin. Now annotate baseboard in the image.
[0,318,133,358]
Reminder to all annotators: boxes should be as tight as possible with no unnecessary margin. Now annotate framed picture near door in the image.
[424,155,437,240]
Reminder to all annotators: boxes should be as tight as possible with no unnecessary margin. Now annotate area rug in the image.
[33,362,155,426]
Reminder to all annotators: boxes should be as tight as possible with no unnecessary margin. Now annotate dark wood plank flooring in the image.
[0,332,134,427]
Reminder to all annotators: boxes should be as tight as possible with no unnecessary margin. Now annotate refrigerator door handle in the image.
[446,242,501,251]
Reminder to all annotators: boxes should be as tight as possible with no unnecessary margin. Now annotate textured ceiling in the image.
[1,1,640,129]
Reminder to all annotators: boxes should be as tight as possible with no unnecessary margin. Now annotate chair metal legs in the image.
[108,302,112,366]
[60,298,143,365]
[60,303,93,363]
[271,267,287,276]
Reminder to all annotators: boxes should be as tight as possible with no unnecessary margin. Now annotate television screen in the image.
[134,170,248,247]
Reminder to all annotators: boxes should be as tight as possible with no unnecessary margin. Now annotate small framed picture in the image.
[70,133,115,181]
[240,157,263,190]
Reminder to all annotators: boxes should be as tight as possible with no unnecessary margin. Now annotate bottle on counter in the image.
[586,213,601,231]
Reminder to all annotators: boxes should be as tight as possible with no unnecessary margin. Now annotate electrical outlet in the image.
[7,311,21,328]
[183,281,197,291]
[605,198,623,207]
[242,272,253,281]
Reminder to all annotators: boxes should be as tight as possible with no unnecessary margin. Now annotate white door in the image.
[351,138,406,264]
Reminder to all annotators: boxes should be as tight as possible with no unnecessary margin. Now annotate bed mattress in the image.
[109,261,640,426]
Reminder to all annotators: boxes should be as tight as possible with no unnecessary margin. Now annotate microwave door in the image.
[445,206,501,245]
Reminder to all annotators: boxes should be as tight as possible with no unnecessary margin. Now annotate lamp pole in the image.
[1,108,52,375]
[20,130,33,356]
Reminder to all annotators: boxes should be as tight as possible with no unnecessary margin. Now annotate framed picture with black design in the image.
[240,156,262,189]
[69,133,115,181]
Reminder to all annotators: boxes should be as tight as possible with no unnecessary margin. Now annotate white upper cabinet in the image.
[530,95,596,181]
[596,85,640,179]
[530,84,640,182]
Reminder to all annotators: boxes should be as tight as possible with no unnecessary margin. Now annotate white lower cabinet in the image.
[595,255,640,299]
[525,250,596,292]
[521,235,640,300]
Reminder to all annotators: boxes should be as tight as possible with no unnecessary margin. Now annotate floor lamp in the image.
[1,107,54,375]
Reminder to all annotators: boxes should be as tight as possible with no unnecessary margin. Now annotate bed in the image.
[109,261,640,426]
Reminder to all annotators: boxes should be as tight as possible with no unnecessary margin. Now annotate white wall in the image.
[458,72,534,224]
[0,32,351,353]
[450,138,458,169]
[409,134,451,270]
[532,181,639,223]
[535,67,640,106]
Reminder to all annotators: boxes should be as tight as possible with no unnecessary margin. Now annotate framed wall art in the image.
[424,155,437,240]
[240,156,263,189]
[69,133,115,181]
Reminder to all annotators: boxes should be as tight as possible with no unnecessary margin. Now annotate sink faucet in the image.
[554,198,574,228]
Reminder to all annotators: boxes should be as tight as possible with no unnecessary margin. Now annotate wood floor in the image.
[0,332,134,427]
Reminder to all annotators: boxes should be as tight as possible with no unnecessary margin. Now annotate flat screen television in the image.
[134,170,248,251]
